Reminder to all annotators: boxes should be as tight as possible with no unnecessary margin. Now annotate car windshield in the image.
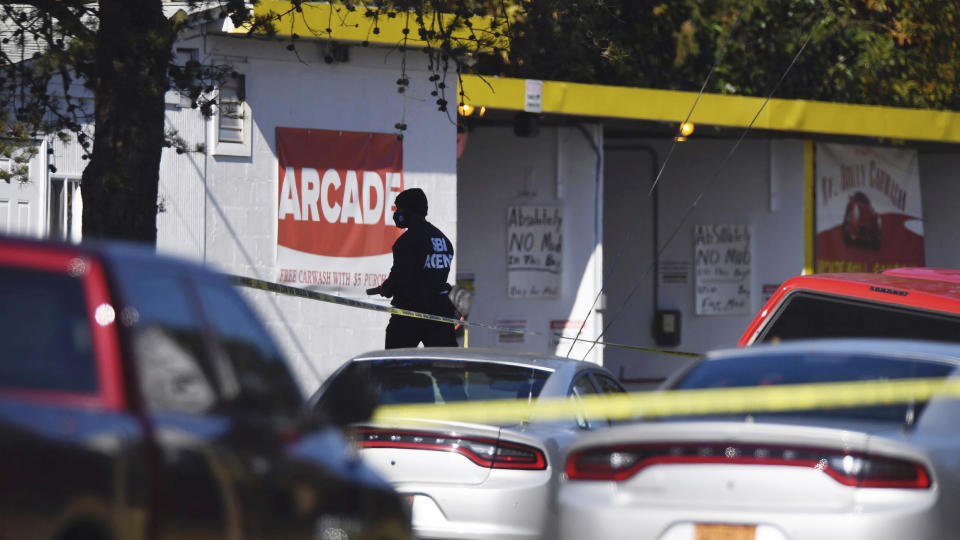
[333,359,552,405]
[672,352,955,422]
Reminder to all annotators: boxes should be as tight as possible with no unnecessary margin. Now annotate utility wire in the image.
[565,0,752,358]
[648,0,753,197]
[581,10,828,361]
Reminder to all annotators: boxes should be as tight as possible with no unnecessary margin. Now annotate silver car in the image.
[557,339,960,540]
[311,347,625,539]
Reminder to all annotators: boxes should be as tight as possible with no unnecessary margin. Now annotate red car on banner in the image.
[841,191,882,249]
[814,143,924,272]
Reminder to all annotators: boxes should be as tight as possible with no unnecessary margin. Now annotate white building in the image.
[8,4,960,393]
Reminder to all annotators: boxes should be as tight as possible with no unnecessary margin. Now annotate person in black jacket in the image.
[372,188,458,348]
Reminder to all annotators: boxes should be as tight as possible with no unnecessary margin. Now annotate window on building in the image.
[174,47,200,108]
[48,177,81,242]
[218,74,245,144]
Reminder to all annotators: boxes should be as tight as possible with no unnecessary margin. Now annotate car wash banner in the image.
[815,143,924,273]
[277,127,403,295]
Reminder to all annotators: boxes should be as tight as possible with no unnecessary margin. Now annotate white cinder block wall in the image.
[156,34,457,392]
[456,124,604,365]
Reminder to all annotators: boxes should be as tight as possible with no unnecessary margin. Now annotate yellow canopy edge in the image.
[250,1,507,51]
[242,3,960,144]
[461,75,960,144]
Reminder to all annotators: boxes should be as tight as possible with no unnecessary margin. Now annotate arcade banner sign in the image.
[277,127,403,294]
[815,143,924,273]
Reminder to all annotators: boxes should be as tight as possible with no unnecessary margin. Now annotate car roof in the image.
[95,241,216,276]
[349,347,598,372]
[739,270,960,346]
[777,272,960,311]
[709,338,960,367]
[0,235,219,279]
[882,267,960,285]
[797,271,960,299]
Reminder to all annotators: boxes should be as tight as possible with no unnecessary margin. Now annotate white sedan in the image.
[556,339,960,540]
[311,347,625,539]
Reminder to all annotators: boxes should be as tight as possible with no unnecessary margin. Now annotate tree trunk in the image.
[81,0,173,244]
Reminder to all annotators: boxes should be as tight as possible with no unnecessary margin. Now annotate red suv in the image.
[740,268,960,346]
[0,236,411,540]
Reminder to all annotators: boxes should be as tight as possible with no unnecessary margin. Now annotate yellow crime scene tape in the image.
[230,275,699,357]
[231,275,960,423]
[373,377,960,424]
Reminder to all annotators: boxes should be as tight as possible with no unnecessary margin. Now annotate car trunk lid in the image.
[569,421,928,512]
[354,420,504,486]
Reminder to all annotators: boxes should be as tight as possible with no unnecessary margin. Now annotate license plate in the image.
[694,523,756,540]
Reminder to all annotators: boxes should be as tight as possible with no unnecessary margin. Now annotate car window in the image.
[569,374,600,429]
[0,265,97,393]
[570,374,599,397]
[592,373,626,394]
[322,360,552,406]
[194,280,303,417]
[759,292,960,343]
[118,271,217,414]
[673,352,955,422]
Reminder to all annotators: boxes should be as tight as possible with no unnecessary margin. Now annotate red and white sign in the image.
[277,127,403,292]
[815,143,924,273]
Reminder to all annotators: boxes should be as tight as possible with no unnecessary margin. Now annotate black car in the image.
[0,235,411,540]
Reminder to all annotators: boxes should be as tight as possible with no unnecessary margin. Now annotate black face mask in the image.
[392,210,408,228]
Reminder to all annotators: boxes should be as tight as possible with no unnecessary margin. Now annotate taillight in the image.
[356,428,547,470]
[566,443,930,488]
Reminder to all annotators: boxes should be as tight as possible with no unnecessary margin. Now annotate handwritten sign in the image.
[694,224,750,315]
[507,206,562,299]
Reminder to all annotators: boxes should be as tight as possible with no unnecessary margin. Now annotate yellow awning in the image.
[244,3,960,144]
[460,76,960,144]
[250,1,507,51]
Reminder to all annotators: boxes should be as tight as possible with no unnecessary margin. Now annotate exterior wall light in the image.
[675,121,695,141]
